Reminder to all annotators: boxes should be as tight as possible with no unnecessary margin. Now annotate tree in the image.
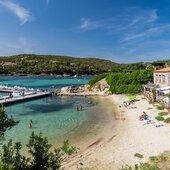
[1,132,78,170]
[0,104,19,140]
[0,105,78,170]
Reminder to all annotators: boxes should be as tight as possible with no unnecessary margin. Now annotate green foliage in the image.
[1,140,30,170]
[134,153,144,159]
[152,89,156,97]
[0,54,118,75]
[111,63,147,73]
[119,163,161,170]
[76,162,93,170]
[0,104,19,139]
[88,73,109,87]
[149,152,169,163]
[0,132,78,170]
[155,116,165,121]
[150,156,159,162]
[0,161,13,170]
[156,106,165,110]
[164,118,170,123]
[158,112,169,116]
[105,70,153,94]
[148,100,152,104]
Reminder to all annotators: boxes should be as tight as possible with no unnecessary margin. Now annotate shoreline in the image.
[61,94,170,169]
[61,95,126,169]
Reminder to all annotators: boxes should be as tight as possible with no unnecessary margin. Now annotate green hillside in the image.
[0,54,118,75]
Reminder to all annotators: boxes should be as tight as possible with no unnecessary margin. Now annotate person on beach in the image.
[9,93,13,98]
[76,105,79,111]
[80,104,83,111]
[139,111,148,120]
[29,123,32,128]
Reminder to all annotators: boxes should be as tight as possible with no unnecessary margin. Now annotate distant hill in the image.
[0,54,118,75]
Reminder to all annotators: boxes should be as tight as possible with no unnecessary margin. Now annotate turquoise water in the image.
[0,75,94,89]
[0,76,115,154]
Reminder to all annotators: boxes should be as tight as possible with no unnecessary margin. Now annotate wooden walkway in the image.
[0,92,52,105]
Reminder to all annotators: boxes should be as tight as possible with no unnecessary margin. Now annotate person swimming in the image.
[76,105,79,111]
[80,104,82,111]
[29,123,32,128]
[29,120,32,123]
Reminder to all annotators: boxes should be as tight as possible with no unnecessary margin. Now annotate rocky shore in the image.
[56,78,111,96]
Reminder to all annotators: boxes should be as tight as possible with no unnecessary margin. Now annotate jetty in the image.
[0,91,52,105]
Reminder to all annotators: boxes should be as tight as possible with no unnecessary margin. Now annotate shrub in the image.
[0,132,78,170]
[158,112,169,116]
[148,100,152,104]
[156,106,165,110]
[119,163,161,170]
[164,118,170,123]
[88,73,108,87]
[134,153,144,159]
[147,107,153,110]
[105,70,153,94]
[155,116,165,121]
[150,156,159,162]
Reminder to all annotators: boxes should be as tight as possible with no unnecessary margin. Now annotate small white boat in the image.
[0,95,4,100]
[12,92,21,97]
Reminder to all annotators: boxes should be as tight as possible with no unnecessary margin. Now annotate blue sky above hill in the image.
[0,0,170,63]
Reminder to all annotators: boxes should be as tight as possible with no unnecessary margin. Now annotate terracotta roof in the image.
[154,67,170,72]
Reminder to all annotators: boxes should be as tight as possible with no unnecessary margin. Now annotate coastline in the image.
[61,95,126,170]
[61,94,170,169]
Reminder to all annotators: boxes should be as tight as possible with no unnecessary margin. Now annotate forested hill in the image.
[0,54,118,75]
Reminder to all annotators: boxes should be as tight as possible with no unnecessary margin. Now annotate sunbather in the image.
[139,112,148,120]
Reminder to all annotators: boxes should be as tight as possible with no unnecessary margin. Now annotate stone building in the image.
[154,67,170,87]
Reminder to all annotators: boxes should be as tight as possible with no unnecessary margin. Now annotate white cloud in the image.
[121,24,170,42]
[147,9,158,23]
[80,18,100,30]
[0,0,32,24]
[127,48,136,54]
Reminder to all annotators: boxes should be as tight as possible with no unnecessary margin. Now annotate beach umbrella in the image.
[128,96,136,100]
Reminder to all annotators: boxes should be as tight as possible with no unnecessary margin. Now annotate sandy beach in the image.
[62,94,170,170]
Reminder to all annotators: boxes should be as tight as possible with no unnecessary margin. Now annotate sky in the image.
[0,0,170,63]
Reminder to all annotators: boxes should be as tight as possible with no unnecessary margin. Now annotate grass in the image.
[158,112,169,116]
[147,107,153,110]
[119,163,161,170]
[164,118,170,123]
[120,151,170,170]
[155,116,165,121]
[156,106,165,110]
[150,156,159,162]
[134,153,144,159]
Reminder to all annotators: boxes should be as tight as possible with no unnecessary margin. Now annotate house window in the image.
[162,75,165,83]
[156,74,158,82]
[159,75,161,83]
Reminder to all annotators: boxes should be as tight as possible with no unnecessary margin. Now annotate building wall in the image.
[153,72,169,87]
[168,72,170,86]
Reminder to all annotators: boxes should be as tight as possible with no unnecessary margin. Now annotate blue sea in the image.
[0,76,115,154]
